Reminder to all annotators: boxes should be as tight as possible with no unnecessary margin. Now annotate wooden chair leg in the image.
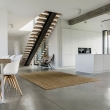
[0,75,23,98]
[9,77,15,89]
[7,77,11,85]
[13,75,22,95]
[4,76,8,85]
[11,77,16,89]
[11,76,17,90]
[9,77,12,85]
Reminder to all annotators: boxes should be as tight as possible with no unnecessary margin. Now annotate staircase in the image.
[35,43,49,65]
[20,11,61,66]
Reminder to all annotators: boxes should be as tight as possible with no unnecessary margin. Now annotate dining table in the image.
[0,59,11,103]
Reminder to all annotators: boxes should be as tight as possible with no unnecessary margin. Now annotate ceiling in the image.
[0,0,110,38]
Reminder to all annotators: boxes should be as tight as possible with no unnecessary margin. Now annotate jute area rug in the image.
[18,71,98,90]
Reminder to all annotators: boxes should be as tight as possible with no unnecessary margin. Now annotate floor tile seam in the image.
[17,78,65,110]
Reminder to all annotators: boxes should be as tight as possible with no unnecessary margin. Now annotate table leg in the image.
[1,63,4,102]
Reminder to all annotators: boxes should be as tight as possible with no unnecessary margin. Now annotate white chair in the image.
[9,55,15,60]
[3,54,23,95]
[0,55,9,58]
[1,55,6,58]
[3,55,10,58]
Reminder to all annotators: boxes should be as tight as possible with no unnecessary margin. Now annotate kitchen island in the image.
[75,54,110,73]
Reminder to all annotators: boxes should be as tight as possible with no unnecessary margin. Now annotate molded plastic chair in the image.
[4,55,10,58]
[9,55,15,60]
[1,56,6,58]
[1,55,10,58]
[3,54,23,95]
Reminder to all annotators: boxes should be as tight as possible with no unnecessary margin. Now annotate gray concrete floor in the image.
[1,66,110,110]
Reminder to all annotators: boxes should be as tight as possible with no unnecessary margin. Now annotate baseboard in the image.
[94,70,110,73]
[56,66,75,70]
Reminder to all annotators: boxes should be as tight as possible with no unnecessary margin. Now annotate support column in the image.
[102,31,105,54]
[102,30,110,54]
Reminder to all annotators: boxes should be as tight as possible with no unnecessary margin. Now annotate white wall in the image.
[62,28,102,67]
[62,28,102,66]
[48,19,102,68]
[0,10,8,57]
[49,26,59,68]
[61,20,102,33]
[14,40,22,55]
[60,19,102,67]
[8,41,14,55]
[20,32,31,53]
[8,33,30,55]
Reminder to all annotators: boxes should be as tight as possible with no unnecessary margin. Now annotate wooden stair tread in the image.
[30,35,38,37]
[55,16,59,19]
[26,44,34,45]
[43,11,49,14]
[27,42,35,44]
[46,33,50,36]
[25,51,31,52]
[37,18,46,22]
[57,13,62,16]
[50,24,55,27]
[46,31,51,34]
[22,58,28,59]
[29,38,37,40]
[47,28,53,31]
[30,33,39,36]
[39,14,48,18]
[22,57,28,59]
[34,27,42,29]
[26,45,33,47]
[49,26,54,28]
[29,37,37,39]
[32,30,41,32]
[31,33,40,36]
[24,52,30,54]
[22,56,28,58]
[30,37,38,39]
[25,48,32,50]
[21,59,27,60]
[35,23,44,26]
[22,61,26,63]
[52,21,57,24]
[28,39,36,41]
[23,53,29,55]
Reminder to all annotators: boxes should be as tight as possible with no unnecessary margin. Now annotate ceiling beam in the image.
[68,3,110,25]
